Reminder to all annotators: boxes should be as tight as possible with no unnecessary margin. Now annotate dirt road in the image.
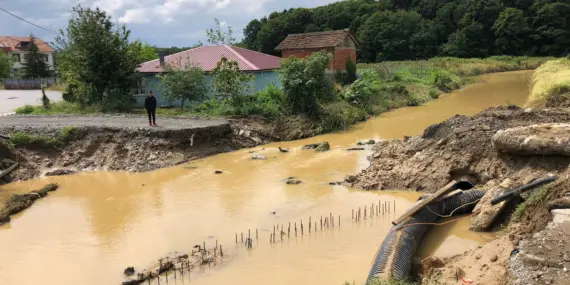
[0,90,62,114]
[0,115,229,130]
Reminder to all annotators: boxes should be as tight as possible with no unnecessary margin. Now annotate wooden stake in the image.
[273,226,276,239]
[332,215,334,228]
[309,217,312,233]
[241,233,243,243]
[338,215,340,227]
[236,233,238,243]
[220,245,224,257]
[288,222,291,237]
[364,206,367,219]
[295,223,297,236]
[301,221,304,235]
[352,209,354,220]
[248,229,250,239]
[216,239,218,249]
[315,221,317,232]
[256,229,258,240]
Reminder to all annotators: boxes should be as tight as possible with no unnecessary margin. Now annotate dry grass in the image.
[526,58,570,107]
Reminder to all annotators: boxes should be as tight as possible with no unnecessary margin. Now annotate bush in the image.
[319,101,368,132]
[15,105,35,114]
[431,70,461,92]
[429,88,440,99]
[9,132,34,146]
[62,84,77,102]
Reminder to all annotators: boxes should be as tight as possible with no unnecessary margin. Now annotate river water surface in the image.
[0,71,531,285]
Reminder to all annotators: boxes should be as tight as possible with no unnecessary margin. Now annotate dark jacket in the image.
[145,96,157,110]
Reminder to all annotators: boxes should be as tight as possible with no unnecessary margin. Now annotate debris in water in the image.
[278,147,289,153]
[0,183,58,225]
[286,178,302,185]
[303,142,330,151]
[346,147,365,151]
[251,153,267,160]
[366,140,376,145]
[124,267,135,276]
[45,168,76,176]
[214,170,223,174]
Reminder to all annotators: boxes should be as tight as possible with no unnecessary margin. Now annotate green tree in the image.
[242,19,262,50]
[359,10,423,61]
[137,41,158,62]
[531,1,570,56]
[206,18,236,45]
[492,8,530,55]
[280,52,333,118]
[158,60,207,109]
[0,52,11,78]
[54,5,141,110]
[22,35,51,78]
[442,13,489,58]
[212,57,253,102]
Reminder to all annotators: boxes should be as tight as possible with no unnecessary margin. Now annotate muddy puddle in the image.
[0,70,531,285]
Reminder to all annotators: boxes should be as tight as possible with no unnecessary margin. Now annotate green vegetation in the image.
[15,101,99,115]
[526,58,570,107]
[243,0,570,60]
[0,52,10,79]
[512,186,551,221]
[54,5,142,112]
[158,61,207,109]
[22,35,51,78]
[8,127,76,147]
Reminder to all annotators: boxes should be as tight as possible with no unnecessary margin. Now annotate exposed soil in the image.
[352,106,570,192]
[0,116,276,184]
[351,106,570,285]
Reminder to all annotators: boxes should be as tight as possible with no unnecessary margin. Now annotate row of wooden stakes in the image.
[352,200,396,222]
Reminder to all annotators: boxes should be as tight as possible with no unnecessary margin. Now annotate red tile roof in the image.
[137,45,281,73]
[0,36,54,53]
[275,30,358,50]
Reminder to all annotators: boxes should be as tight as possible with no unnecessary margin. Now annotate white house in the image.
[0,36,55,76]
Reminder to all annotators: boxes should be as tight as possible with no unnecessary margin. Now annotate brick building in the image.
[275,29,358,71]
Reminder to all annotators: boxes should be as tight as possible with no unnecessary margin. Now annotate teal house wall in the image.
[134,70,281,108]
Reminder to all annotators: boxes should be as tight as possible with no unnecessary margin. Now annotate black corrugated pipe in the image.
[366,189,485,284]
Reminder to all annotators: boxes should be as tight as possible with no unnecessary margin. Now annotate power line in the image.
[0,7,56,34]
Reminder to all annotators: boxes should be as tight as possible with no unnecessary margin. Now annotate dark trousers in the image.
[146,108,156,124]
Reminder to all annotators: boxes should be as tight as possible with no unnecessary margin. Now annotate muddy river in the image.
[0,71,531,285]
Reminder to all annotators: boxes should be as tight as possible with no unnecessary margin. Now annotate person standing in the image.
[145,90,157,126]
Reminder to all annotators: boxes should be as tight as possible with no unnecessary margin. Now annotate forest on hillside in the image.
[241,0,570,62]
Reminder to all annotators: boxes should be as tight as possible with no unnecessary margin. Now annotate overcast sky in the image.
[0,0,337,48]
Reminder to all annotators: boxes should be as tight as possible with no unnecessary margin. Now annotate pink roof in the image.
[137,45,281,73]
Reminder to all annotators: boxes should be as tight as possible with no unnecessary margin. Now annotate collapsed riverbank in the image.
[351,105,570,284]
[0,115,275,183]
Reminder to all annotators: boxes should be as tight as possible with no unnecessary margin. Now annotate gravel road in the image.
[0,90,62,114]
[0,115,229,130]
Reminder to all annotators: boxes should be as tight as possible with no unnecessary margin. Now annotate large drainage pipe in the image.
[366,189,485,284]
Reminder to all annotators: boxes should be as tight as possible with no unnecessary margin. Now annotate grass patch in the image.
[8,127,77,147]
[526,58,570,107]
[15,101,100,115]
[512,186,550,221]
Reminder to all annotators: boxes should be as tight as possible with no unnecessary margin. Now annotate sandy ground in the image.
[0,90,62,115]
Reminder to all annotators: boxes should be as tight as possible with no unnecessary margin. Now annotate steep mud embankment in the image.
[353,106,570,285]
[352,106,570,192]
[0,120,271,183]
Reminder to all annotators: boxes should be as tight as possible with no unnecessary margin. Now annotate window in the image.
[135,78,147,95]
[41,54,49,62]
[11,54,20,62]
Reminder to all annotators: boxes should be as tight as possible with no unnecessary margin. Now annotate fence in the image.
[1,77,60,90]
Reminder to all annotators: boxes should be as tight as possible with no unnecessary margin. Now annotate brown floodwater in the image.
[0,71,531,285]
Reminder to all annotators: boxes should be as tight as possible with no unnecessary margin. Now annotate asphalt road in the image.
[0,90,62,115]
[0,115,229,130]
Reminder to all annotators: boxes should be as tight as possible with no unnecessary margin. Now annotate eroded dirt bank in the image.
[352,106,570,285]
[0,117,275,183]
[351,106,570,192]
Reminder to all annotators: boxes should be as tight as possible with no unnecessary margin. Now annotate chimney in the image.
[159,53,165,66]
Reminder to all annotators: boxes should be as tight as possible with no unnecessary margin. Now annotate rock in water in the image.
[286,179,302,185]
[493,123,570,156]
[315,142,330,152]
[45,168,76,176]
[347,147,365,151]
[251,153,267,160]
[302,143,320,150]
[366,140,376,145]
[124,267,135,276]
[278,147,289,153]
[214,170,223,174]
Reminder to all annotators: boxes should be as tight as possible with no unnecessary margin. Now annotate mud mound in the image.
[0,183,58,225]
[353,106,570,192]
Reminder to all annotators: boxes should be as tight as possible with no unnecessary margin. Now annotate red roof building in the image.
[137,45,281,73]
[275,30,358,71]
[0,36,56,74]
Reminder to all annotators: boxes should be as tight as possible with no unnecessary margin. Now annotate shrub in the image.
[62,84,77,102]
[9,132,34,146]
[431,70,461,92]
[429,88,440,99]
[280,51,333,118]
[319,101,367,132]
[15,105,35,114]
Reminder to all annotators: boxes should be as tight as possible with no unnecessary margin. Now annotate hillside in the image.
[241,0,570,61]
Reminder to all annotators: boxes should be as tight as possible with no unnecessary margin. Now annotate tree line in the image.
[241,0,570,61]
